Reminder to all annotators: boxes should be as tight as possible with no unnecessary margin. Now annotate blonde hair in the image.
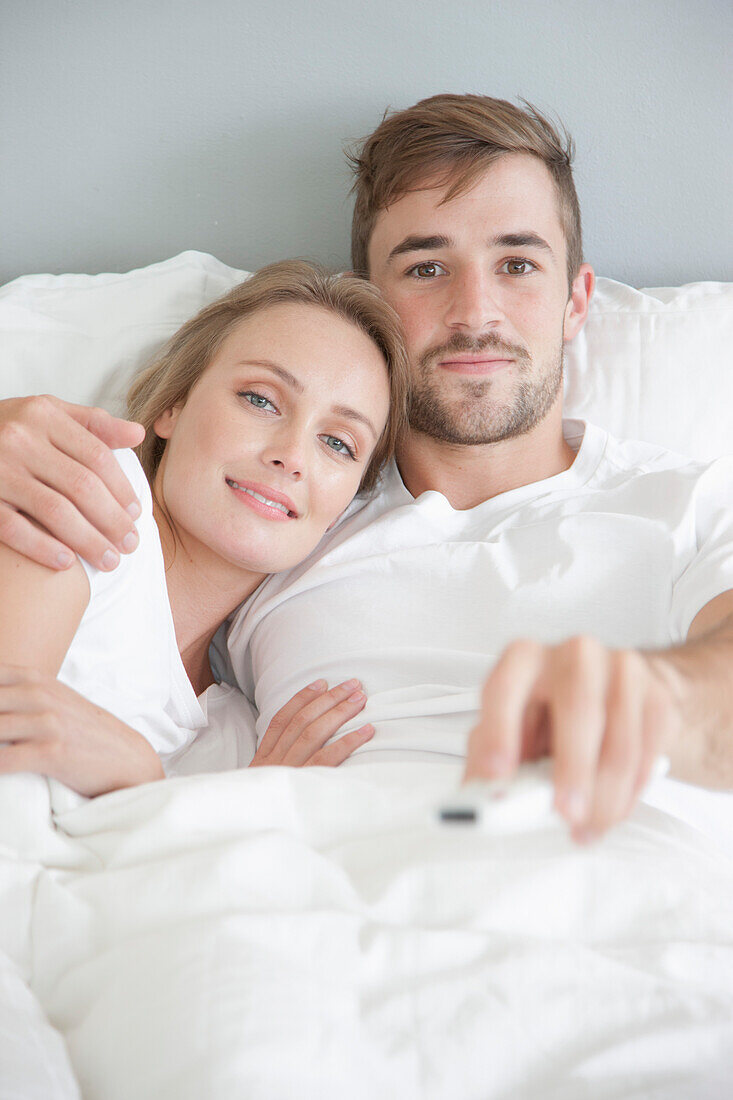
[127,259,409,495]
[348,93,582,286]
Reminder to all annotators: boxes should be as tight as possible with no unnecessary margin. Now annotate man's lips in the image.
[438,356,514,375]
[225,478,299,521]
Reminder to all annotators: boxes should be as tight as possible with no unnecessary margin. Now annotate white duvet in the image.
[1,761,731,1100]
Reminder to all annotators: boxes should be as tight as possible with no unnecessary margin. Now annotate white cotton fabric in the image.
[228,421,733,767]
[0,762,731,1099]
[166,681,257,776]
[57,448,205,758]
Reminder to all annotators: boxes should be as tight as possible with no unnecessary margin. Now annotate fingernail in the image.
[56,551,73,569]
[127,501,142,519]
[121,530,139,553]
[341,678,360,690]
[307,679,327,691]
[101,549,119,571]
[574,827,598,846]
[358,724,374,737]
[348,690,366,703]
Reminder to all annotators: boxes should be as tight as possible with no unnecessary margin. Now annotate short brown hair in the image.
[127,259,409,495]
[348,94,582,286]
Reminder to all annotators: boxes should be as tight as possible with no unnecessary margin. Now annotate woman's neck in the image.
[153,504,265,696]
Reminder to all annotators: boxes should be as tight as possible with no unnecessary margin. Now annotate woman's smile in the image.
[225,477,299,520]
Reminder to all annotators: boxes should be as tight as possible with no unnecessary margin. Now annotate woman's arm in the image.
[0,546,165,794]
[0,668,373,795]
[0,540,89,672]
[0,666,164,793]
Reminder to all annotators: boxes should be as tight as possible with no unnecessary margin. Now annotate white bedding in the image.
[1,257,732,1096]
[1,762,731,1099]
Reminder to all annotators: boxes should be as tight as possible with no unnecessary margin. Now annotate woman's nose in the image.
[261,436,305,480]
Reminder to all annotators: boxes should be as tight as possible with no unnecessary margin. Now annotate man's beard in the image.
[408,332,563,445]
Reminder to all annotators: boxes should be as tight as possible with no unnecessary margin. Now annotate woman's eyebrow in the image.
[236,360,304,392]
[331,405,378,440]
[235,360,378,440]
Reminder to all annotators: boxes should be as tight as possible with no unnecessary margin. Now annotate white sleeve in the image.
[670,457,733,638]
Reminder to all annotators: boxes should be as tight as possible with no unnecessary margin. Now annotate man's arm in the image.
[464,589,733,841]
[0,395,145,572]
[649,590,733,788]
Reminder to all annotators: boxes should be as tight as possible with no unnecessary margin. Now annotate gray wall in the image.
[2,0,731,287]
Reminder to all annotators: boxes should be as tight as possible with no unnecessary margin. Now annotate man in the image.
[1,94,732,842]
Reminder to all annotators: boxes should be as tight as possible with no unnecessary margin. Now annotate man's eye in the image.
[322,434,355,459]
[501,259,536,275]
[240,391,276,412]
[408,262,447,279]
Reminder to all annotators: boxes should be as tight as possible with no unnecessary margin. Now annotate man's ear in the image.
[153,405,181,439]
[563,263,595,342]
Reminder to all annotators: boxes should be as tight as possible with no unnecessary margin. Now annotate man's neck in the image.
[395,405,576,509]
[154,506,265,695]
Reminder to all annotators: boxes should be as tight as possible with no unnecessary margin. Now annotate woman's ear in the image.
[153,406,181,439]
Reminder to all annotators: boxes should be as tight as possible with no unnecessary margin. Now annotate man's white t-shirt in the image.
[227,420,733,763]
[57,448,207,761]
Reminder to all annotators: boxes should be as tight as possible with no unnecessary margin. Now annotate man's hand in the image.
[465,637,678,841]
[0,395,145,572]
[0,665,164,795]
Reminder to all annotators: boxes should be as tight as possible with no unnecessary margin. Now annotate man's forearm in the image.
[648,613,733,789]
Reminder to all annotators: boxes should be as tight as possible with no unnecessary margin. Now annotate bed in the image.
[0,253,732,1099]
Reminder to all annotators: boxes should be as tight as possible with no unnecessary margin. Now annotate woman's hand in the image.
[249,678,374,767]
[0,665,164,795]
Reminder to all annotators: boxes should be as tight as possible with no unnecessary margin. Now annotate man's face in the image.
[367,154,588,445]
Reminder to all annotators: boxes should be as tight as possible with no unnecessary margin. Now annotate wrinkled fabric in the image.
[1,762,731,1099]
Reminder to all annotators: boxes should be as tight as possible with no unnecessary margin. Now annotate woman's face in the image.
[153,301,390,576]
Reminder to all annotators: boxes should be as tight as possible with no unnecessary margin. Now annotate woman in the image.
[0,260,409,794]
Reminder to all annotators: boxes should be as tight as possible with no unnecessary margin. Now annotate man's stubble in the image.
[408,332,564,446]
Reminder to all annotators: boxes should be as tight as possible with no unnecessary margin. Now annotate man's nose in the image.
[444,268,503,332]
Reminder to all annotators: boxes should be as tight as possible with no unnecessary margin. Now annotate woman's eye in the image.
[240,391,276,412]
[501,259,536,276]
[322,434,355,459]
[408,261,447,279]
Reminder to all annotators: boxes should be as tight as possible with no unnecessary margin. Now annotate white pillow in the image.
[0,251,247,416]
[0,251,730,461]
[564,278,733,461]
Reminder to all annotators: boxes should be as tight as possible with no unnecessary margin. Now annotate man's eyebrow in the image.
[386,231,556,265]
[491,232,554,253]
[236,360,304,393]
[387,235,452,262]
[235,361,378,440]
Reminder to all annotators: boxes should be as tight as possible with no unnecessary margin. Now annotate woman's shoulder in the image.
[111,448,153,514]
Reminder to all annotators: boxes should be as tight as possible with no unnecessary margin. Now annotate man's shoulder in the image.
[590,423,715,481]
[581,424,733,521]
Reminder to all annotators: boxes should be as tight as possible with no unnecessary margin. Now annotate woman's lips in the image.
[438,357,513,375]
[225,478,298,521]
